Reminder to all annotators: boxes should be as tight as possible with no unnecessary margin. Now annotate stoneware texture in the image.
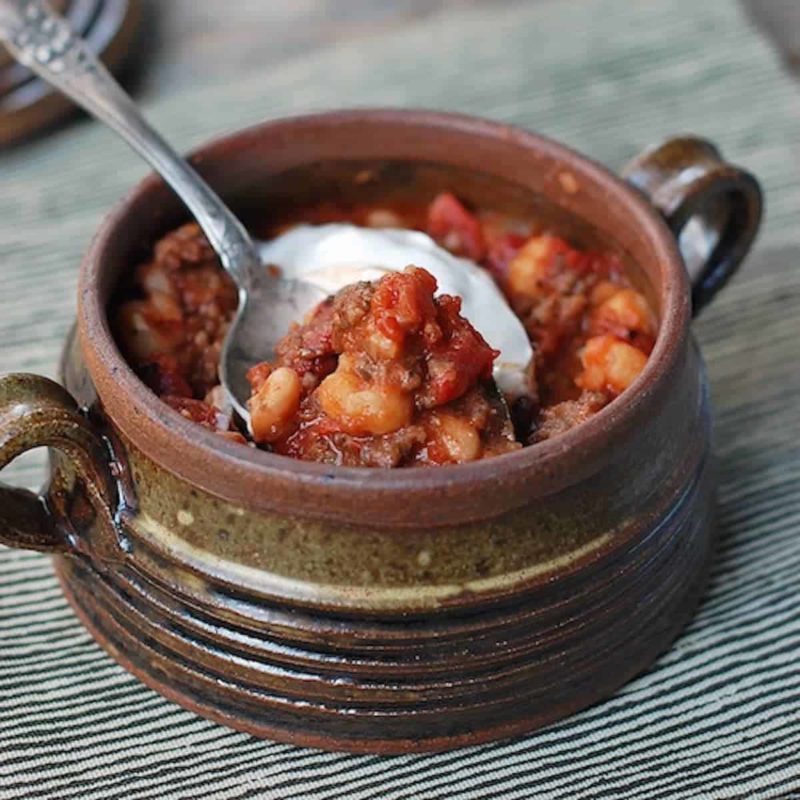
[0,111,762,753]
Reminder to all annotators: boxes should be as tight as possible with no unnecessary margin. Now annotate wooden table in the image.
[134,0,514,94]
[132,1,799,96]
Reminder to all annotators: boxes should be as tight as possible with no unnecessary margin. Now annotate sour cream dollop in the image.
[257,224,534,397]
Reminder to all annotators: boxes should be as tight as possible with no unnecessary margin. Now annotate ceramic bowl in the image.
[0,110,762,753]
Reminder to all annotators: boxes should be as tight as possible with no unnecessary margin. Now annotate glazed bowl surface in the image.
[0,110,762,752]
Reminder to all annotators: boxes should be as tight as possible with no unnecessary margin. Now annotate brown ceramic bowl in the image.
[0,110,762,753]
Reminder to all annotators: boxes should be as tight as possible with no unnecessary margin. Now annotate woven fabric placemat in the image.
[1,0,799,797]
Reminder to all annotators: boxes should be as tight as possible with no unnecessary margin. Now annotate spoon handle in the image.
[0,0,260,287]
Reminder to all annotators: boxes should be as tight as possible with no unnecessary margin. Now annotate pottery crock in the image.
[0,111,762,754]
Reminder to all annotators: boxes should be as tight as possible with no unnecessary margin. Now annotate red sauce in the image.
[246,268,516,467]
[114,191,656,467]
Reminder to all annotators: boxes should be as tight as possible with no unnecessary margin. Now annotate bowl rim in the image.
[78,108,690,528]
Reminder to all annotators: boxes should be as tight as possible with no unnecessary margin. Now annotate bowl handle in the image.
[622,136,763,316]
[0,373,120,560]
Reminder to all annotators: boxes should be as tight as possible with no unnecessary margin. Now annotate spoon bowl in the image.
[221,277,327,421]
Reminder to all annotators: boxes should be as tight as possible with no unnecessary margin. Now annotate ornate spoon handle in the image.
[0,0,260,287]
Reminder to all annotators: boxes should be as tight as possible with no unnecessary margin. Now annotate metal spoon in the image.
[0,0,324,424]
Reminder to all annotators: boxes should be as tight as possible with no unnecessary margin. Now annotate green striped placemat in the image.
[2,0,799,797]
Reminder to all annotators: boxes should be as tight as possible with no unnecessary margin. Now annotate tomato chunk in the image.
[426,192,486,261]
